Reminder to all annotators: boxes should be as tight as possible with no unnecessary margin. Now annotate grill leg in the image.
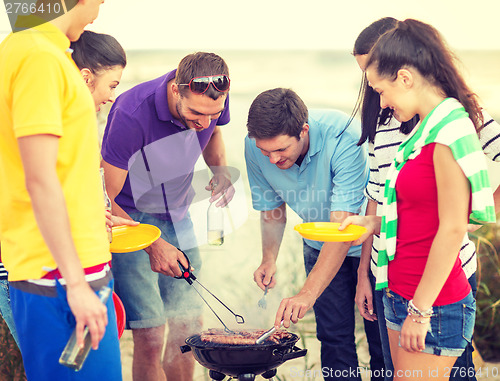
[237,374,256,381]
[262,369,277,379]
[209,370,226,380]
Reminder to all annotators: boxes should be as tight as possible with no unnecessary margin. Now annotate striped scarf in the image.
[375,98,496,290]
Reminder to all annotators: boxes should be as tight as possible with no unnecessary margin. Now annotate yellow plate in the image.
[294,222,367,242]
[110,224,161,253]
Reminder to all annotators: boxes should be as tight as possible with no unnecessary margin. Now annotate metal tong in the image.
[175,249,245,333]
[255,320,284,344]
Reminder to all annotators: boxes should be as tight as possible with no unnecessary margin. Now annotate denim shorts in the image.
[0,278,19,346]
[111,212,202,329]
[383,289,475,357]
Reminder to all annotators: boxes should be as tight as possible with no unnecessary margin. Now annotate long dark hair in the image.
[353,17,397,56]
[351,17,418,145]
[357,74,418,145]
[71,31,127,74]
[366,19,483,131]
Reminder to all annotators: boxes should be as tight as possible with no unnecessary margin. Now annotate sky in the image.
[1,0,500,51]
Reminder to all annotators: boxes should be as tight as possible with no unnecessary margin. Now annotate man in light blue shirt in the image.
[245,88,384,381]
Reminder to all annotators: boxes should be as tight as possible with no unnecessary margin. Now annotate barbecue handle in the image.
[280,346,308,361]
[179,345,192,354]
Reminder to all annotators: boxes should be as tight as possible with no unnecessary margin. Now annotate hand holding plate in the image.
[337,216,381,246]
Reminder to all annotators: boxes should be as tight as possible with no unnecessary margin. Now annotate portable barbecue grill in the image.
[180,332,307,380]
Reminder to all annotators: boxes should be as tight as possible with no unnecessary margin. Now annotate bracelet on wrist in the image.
[408,299,433,318]
[409,314,430,324]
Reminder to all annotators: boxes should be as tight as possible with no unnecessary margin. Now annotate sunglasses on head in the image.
[178,75,230,95]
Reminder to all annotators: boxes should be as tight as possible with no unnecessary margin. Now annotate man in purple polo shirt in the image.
[101,52,232,381]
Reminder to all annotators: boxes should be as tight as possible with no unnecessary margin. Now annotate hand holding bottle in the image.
[205,174,235,207]
[59,285,111,371]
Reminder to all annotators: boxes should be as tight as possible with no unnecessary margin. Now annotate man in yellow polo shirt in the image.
[0,1,121,380]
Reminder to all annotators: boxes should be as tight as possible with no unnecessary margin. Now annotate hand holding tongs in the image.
[175,250,244,332]
[255,320,284,344]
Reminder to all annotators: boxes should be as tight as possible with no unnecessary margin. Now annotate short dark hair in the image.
[175,52,229,101]
[70,30,127,74]
[247,88,308,140]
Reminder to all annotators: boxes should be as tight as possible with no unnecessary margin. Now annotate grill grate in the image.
[186,332,299,349]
